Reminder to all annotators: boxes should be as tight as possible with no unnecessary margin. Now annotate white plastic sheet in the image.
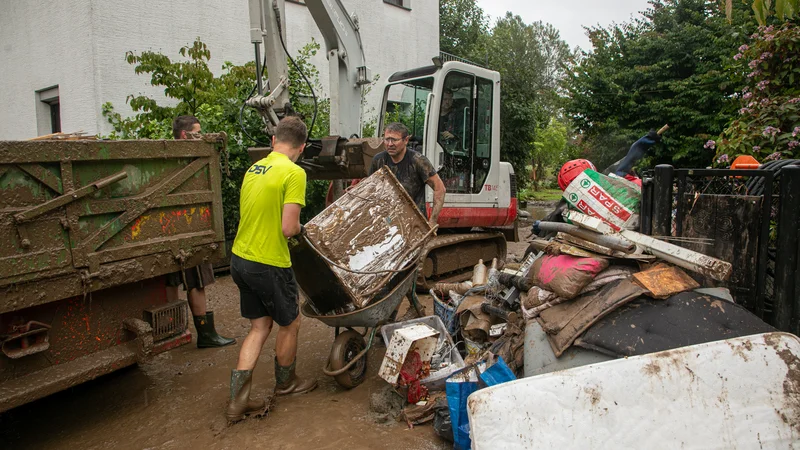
[469,332,800,449]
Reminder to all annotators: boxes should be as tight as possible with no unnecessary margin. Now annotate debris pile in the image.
[398,148,743,445]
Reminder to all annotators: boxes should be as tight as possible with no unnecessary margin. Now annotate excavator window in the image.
[383,78,432,145]
[472,77,493,193]
[438,72,474,194]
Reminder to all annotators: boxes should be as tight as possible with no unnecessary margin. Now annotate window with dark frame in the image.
[384,0,408,9]
[48,100,61,133]
[36,86,61,136]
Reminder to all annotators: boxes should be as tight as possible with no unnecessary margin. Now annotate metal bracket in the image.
[123,318,154,364]
[1,321,52,359]
[15,171,128,224]
[245,76,290,136]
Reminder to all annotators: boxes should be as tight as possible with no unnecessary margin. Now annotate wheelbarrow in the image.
[301,267,424,388]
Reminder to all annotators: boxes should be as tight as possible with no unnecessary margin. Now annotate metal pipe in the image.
[774,166,800,332]
[652,164,674,237]
[536,222,635,253]
[254,43,264,96]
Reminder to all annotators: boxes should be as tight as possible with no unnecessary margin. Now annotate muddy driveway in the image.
[0,275,452,449]
[0,225,539,449]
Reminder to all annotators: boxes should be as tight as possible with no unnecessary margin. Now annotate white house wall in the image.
[0,0,439,140]
[1,0,97,139]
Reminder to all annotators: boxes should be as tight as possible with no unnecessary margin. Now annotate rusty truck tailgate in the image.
[0,137,227,313]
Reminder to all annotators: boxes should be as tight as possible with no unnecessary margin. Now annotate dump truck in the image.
[0,135,228,412]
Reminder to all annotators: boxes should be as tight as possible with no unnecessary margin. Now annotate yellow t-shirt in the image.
[232,152,306,268]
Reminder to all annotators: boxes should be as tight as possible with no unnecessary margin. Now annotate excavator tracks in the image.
[417,232,507,291]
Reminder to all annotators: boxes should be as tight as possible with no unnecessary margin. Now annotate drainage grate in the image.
[143,301,189,341]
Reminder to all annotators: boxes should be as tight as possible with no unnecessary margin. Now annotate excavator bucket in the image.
[248,137,383,180]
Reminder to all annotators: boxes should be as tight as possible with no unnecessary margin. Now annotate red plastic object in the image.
[558,159,596,191]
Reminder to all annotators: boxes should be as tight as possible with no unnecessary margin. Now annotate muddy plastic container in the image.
[293,167,435,315]
[381,315,465,392]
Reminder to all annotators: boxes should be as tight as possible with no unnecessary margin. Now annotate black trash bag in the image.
[433,406,453,443]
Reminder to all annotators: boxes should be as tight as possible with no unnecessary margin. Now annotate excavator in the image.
[246,0,518,288]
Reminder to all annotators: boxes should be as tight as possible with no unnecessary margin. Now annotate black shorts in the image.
[165,262,215,291]
[230,254,299,327]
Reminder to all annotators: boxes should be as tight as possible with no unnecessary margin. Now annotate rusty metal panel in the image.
[680,194,761,309]
[0,137,227,314]
[632,264,700,298]
[296,167,434,314]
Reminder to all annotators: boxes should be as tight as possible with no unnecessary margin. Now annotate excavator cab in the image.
[379,61,518,287]
[379,61,516,230]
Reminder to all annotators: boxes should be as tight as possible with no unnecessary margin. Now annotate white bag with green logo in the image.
[562,170,641,231]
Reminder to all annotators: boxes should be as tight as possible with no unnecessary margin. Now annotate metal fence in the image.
[439,51,486,68]
[640,164,800,333]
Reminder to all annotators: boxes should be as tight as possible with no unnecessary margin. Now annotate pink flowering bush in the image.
[717,22,800,163]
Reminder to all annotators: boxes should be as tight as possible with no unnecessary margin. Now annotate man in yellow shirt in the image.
[226,117,317,422]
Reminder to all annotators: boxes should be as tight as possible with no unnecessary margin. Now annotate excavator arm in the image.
[246,0,372,138]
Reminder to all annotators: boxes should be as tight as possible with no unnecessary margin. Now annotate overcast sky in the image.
[475,0,652,52]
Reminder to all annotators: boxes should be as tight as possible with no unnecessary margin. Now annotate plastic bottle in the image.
[487,258,500,290]
[472,259,488,287]
[433,281,473,296]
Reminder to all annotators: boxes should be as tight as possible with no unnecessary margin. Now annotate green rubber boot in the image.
[194,311,236,348]
[226,369,265,423]
[274,357,317,396]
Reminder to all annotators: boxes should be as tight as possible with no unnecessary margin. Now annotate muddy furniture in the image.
[293,167,434,388]
[0,136,227,412]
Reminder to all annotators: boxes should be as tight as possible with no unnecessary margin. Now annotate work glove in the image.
[614,130,662,177]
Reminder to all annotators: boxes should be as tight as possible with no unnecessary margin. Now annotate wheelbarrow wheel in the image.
[329,330,367,389]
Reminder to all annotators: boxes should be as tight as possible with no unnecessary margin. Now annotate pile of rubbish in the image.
[374,132,782,448]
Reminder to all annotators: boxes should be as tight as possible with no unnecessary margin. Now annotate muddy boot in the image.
[194,311,236,348]
[274,357,318,396]
[226,369,266,423]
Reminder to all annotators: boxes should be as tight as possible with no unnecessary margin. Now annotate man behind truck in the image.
[167,115,235,348]
[226,116,317,422]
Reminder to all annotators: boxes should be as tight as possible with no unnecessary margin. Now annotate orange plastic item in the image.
[730,155,760,171]
[558,159,596,191]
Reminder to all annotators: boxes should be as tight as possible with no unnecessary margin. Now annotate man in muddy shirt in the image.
[369,122,446,226]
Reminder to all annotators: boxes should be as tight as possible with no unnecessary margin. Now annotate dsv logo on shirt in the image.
[248,164,272,175]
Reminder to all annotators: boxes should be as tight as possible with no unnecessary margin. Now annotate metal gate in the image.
[641,164,800,333]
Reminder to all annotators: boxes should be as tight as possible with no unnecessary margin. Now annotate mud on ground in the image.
[0,226,538,449]
[0,277,447,450]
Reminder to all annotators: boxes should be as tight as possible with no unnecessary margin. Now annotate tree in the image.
[439,3,571,185]
[565,0,755,168]
[726,0,798,24]
[715,22,800,162]
[439,0,490,63]
[102,38,331,236]
[532,117,569,188]
[485,14,572,186]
